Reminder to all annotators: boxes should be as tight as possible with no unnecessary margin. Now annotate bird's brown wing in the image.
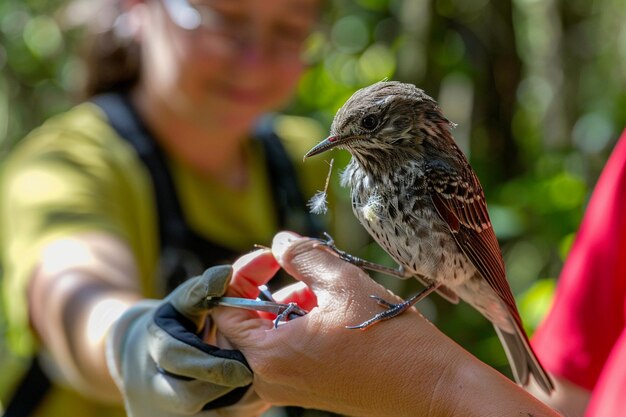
[426,160,523,329]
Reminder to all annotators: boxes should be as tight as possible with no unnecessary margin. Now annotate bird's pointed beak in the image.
[303,136,342,160]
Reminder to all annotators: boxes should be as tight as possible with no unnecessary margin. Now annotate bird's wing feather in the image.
[427,160,523,329]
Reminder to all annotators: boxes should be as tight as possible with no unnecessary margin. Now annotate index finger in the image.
[228,248,280,299]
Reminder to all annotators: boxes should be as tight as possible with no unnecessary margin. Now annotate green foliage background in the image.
[1,0,626,415]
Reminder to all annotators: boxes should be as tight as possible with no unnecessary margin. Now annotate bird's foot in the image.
[346,297,413,329]
[273,303,307,328]
[369,295,396,308]
[314,232,359,264]
[314,232,409,279]
[347,284,439,330]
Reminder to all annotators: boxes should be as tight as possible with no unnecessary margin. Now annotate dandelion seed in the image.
[307,159,334,215]
[362,193,384,222]
[308,191,328,214]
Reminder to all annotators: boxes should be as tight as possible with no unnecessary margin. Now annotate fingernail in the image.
[272,231,299,260]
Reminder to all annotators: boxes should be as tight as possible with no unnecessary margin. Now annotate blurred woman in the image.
[0,0,323,415]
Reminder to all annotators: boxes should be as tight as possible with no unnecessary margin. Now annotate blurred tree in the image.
[0,0,84,402]
[0,0,83,156]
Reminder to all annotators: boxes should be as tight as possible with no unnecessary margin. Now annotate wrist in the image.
[437,345,560,417]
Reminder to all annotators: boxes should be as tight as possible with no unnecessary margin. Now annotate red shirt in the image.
[533,130,626,417]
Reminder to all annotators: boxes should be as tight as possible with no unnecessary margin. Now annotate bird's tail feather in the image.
[494,324,555,395]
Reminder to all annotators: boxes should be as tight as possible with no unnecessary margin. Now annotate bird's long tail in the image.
[494,324,555,395]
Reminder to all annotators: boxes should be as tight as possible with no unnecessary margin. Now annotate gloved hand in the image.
[106,265,265,417]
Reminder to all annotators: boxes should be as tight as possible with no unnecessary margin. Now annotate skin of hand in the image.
[214,232,561,417]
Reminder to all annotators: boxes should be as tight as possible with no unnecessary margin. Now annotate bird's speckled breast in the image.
[342,159,476,286]
[343,158,514,331]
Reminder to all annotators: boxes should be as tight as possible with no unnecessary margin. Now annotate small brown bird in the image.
[304,81,554,394]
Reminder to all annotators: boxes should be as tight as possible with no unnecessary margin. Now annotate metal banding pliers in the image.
[206,285,308,327]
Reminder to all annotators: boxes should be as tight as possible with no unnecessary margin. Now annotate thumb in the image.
[271,232,380,305]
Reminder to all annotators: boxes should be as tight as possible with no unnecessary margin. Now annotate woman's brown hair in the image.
[72,1,141,99]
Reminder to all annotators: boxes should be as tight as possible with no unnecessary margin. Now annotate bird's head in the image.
[304,81,454,161]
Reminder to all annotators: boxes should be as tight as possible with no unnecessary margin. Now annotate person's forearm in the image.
[426,324,560,417]
[28,233,142,401]
[348,311,557,417]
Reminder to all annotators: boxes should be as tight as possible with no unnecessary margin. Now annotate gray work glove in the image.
[106,265,264,416]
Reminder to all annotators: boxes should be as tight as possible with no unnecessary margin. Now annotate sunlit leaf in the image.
[23,15,63,59]
[518,279,556,333]
[357,42,396,83]
[331,15,369,54]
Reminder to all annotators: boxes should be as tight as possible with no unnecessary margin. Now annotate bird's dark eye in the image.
[361,115,379,130]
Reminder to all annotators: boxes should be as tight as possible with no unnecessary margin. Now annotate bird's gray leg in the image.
[347,283,440,330]
[273,303,307,328]
[315,233,437,329]
[316,232,412,279]
[258,285,306,327]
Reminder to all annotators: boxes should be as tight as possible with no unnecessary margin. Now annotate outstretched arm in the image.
[28,232,141,401]
[29,232,278,416]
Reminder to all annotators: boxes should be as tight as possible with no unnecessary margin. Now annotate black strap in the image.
[92,93,236,291]
[92,93,321,292]
[90,93,234,258]
[2,357,50,417]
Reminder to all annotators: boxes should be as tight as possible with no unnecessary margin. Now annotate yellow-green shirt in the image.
[0,102,327,416]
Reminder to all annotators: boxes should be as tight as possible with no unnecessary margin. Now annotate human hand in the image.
[106,250,279,417]
[214,232,432,415]
[214,232,560,417]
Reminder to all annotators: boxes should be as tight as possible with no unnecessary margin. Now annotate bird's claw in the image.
[346,297,412,330]
[314,232,361,265]
[369,295,395,308]
[314,233,410,279]
[273,302,307,328]
[313,232,336,250]
[347,284,438,329]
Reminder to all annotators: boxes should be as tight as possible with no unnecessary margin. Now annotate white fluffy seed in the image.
[308,191,328,214]
[362,193,384,222]
[307,158,334,215]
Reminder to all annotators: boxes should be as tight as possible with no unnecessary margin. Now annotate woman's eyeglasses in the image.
[160,0,312,58]
[161,0,213,31]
